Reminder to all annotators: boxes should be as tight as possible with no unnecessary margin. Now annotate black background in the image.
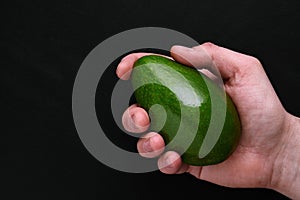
[2,0,299,199]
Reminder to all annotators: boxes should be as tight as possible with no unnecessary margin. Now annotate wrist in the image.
[269,113,300,199]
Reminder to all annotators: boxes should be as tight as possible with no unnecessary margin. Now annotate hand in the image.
[116,42,300,199]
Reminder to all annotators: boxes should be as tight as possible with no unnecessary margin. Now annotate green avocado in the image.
[131,55,241,166]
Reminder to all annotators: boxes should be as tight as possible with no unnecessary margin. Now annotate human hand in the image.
[116,42,300,198]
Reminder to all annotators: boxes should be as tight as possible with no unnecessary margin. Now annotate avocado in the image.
[131,55,241,166]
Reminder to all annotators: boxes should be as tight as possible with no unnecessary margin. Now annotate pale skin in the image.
[116,42,300,199]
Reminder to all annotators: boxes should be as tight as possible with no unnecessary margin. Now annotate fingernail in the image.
[143,138,152,152]
[164,157,174,169]
[173,45,194,52]
[131,112,137,122]
[131,113,139,129]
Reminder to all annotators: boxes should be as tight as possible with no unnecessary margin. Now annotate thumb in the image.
[171,42,260,81]
[170,45,214,69]
[170,44,221,81]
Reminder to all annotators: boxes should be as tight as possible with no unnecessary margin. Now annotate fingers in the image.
[137,134,189,174]
[122,104,189,174]
[117,43,261,83]
[137,133,189,175]
[122,104,150,133]
[122,104,165,157]
[116,53,153,80]
[137,132,165,158]
[158,151,189,174]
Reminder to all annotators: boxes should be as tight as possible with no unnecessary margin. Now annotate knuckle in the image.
[247,56,263,69]
[201,42,218,49]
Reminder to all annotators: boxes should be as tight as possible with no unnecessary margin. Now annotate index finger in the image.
[116,53,153,80]
[116,53,173,80]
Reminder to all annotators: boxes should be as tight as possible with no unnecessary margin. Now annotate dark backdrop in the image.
[2,0,299,199]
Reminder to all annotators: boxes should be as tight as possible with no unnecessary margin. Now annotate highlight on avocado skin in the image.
[131,55,241,166]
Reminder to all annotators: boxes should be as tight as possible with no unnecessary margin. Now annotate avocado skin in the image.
[131,55,241,166]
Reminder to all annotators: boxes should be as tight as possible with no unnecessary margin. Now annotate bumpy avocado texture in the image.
[131,55,241,166]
